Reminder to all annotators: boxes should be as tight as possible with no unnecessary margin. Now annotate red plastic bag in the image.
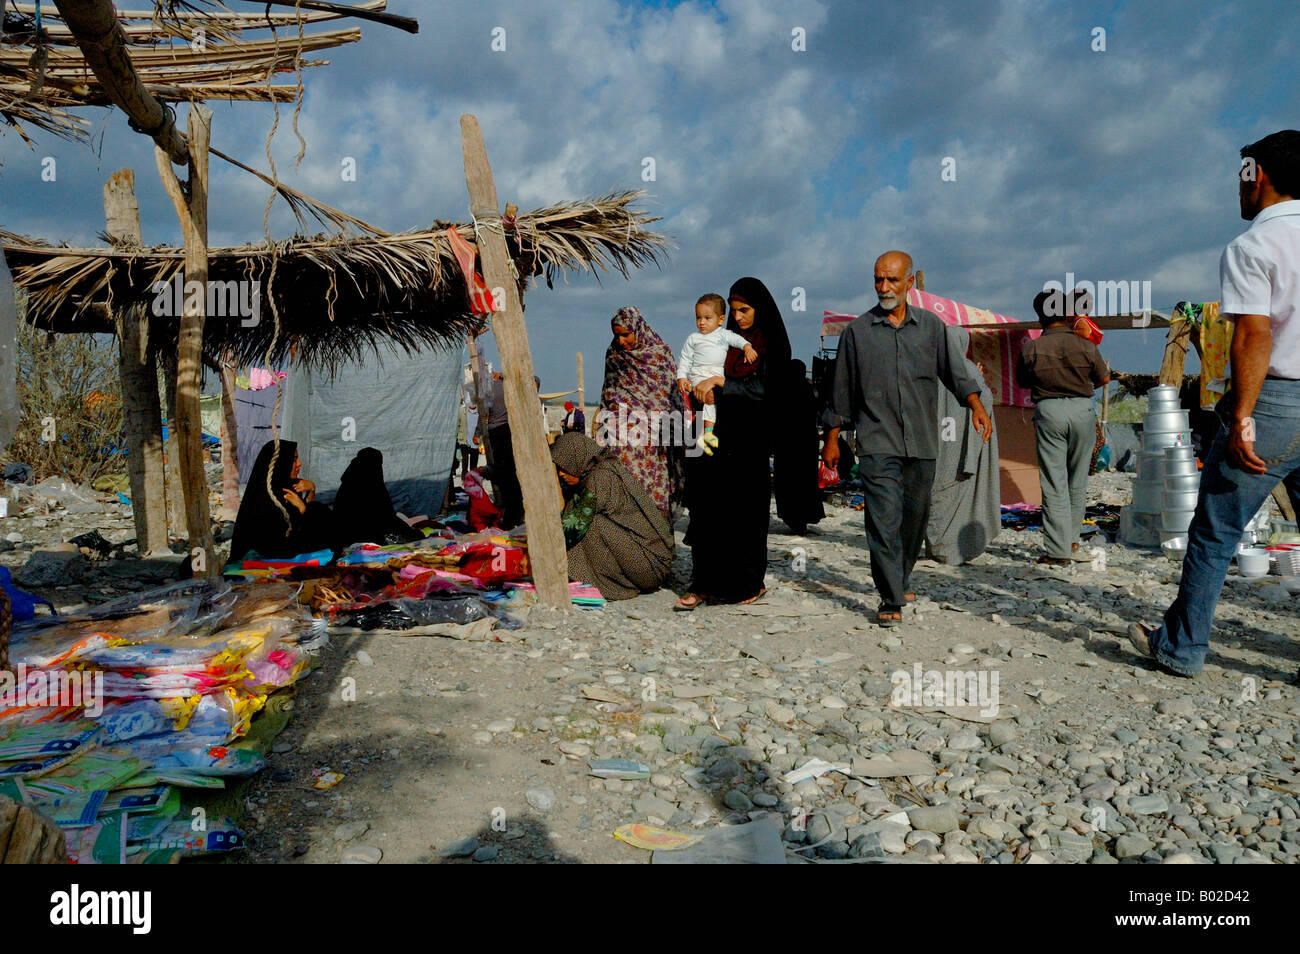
[464,470,501,531]
[818,461,840,489]
[1072,316,1103,345]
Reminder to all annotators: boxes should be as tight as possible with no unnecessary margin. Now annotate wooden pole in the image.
[460,114,569,610]
[158,348,185,537]
[155,104,217,576]
[51,0,189,164]
[219,348,241,520]
[1158,319,1191,386]
[576,351,585,435]
[1101,365,1111,424]
[103,168,170,556]
[915,269,925,291]
[238,0,421,33]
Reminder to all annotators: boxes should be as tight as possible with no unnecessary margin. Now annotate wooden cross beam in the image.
[51,0,189,164]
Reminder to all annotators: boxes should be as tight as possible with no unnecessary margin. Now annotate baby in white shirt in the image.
[677,293,756,453]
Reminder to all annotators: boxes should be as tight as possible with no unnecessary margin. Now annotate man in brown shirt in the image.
[1016,289,1110,564]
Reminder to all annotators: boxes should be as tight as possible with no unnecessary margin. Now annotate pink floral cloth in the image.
[598,307,678,517]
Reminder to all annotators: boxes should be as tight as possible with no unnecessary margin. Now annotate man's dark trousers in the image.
[859,455,936,612]
[487,423,524,529]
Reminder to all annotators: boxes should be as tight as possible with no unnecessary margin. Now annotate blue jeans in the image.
[1150,377,1300,675]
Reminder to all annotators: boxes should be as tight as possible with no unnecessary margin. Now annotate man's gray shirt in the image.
[829,304,981,460]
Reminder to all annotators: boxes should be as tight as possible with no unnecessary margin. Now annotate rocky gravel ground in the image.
[7,467,1299,864]
[232,471,1300,865]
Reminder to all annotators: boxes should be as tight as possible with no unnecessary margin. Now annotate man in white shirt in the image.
[1130,130,1300,679]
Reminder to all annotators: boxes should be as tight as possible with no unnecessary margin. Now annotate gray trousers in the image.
[859,455,936,612]
[1032,397,1095,558]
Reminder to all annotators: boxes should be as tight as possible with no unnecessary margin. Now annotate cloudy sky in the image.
[2,0,1296,391]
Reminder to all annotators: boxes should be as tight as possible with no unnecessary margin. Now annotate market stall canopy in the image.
[821,289,1170,337]
[1,191,667,369]
[820,289,1170,409]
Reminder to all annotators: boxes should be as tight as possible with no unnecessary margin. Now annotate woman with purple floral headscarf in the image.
[597,306,683,519]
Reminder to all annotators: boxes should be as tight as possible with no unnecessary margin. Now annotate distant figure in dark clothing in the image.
[562,401,586,434]
[331,447,423,550]
[485,372,541,529]
[230,440,335,563]
[773,359,825,535]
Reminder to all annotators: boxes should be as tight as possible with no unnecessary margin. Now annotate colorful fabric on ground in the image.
[503,580,606,609]
[0,580,323,862]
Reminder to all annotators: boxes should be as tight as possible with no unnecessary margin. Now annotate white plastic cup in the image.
[0,497,7,518]
[1237,548,1270,578]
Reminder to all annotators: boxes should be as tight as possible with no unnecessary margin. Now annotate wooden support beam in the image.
[232,0,419,33]
[51,0,189,164]
[1272,486,1297,524]
[157,347,185,537]
[220,348,241,521]
[460,114,569,610]
[154,104,217,577]
[915,269,925,291]
[103,168,170,556]
[1158,318,1192,386]
[0,795,69,863]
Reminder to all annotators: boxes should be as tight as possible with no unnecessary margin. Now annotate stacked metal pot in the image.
[1129,385,1197,543]
[1160,444,1200,539]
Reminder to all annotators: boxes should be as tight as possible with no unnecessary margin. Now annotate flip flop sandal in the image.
[739,588,767,605]
[673,593,704,612]
[876,610,902,627]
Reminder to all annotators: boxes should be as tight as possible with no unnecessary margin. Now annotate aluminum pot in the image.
[1144,410,1190,431]
[1163,473,1202,493]
[1144,431,1191,451]
[1163,489,1200,511]
[1147,384,1180,406]
[1163,459,1199,477]
[1131,482,1163,512]
[1161,538,1187,562]
[1161,508,1195,531]
[1138,453,1165,481]
[1163,444,1195,460]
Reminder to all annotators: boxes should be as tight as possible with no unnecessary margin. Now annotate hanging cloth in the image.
[446,226,496,316]
[1197,303,1233,408]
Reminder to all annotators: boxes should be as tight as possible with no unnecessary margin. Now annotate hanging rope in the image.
[257,1,308,537]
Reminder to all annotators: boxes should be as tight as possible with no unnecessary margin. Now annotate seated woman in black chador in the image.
[229,440,336,563]
[330,446,423,551]
[229,443,420,564]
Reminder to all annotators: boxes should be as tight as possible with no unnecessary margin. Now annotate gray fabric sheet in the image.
[0,253,20,447]
[925,325,1002,565]
[284,341,464,518]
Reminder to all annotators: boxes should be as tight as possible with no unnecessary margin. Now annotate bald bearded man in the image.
[823,251,993,627]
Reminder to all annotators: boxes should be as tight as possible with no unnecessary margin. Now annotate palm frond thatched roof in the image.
[1,191,669,369]
[1,1,383,143]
